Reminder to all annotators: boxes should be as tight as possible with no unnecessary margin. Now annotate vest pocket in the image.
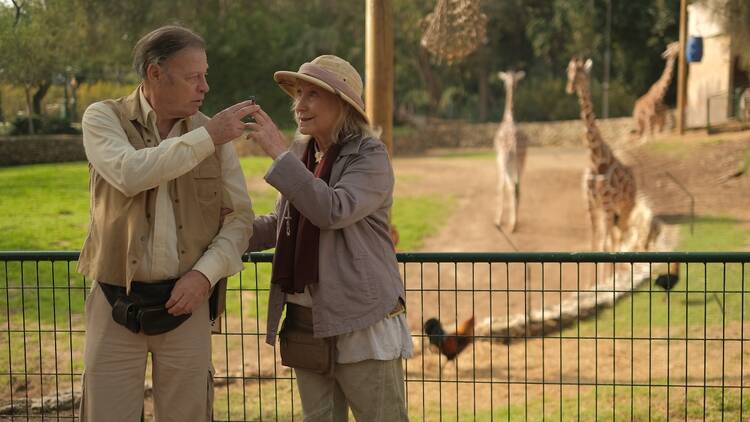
[193,160,221,203]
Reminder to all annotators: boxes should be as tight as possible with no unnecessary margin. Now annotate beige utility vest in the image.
[77,90,222,291]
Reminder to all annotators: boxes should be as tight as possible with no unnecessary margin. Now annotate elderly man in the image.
[77,25,255,421]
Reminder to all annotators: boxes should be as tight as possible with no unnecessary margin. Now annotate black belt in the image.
[98,280,190,335]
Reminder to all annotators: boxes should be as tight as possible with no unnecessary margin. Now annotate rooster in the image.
[655,262,725,313]
[423,315,475,363]
[654,262,680,292]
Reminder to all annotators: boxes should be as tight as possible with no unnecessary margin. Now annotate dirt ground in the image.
[391,129,750,418]
[394,130,750,328]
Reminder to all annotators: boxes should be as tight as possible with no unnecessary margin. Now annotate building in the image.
[685,2,749,128]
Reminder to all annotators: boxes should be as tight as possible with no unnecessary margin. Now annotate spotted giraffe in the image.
[632,42,680,139]
[493,70,528,233]
[566,57,637,252]
[740,87,750,122]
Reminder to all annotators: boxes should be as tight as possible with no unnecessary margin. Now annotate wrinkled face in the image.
[293,80,343,141]
[149,47,209,119]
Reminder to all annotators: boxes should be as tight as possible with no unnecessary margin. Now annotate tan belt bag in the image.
[279,303,336,375]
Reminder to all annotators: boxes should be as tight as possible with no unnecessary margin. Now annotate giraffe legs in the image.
[604,214,619,252]
[614,207,635,252]
[632,104,647,140]
[504,149,524,233]
[504,177,517,232]
[653,111,666,133]
[644,115,654,140]
[634,116,645,139]
[495,171,518,232]
[494,161,506,230]
[585,192,605,251]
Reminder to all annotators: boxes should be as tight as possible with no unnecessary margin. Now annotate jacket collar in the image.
[122,85,192,132]
[338,135,364,157]
[121,86,144,124]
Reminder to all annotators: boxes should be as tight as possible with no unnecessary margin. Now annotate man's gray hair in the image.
[132,25,205,80]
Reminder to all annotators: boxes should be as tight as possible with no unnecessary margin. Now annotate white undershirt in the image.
[286,290,413,363]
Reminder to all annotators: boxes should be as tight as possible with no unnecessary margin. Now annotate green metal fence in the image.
[1,251,749,420]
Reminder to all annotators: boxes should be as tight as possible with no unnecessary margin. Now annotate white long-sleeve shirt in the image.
[81,88,253,285]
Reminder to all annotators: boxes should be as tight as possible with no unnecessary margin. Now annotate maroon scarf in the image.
[271,140,342,294]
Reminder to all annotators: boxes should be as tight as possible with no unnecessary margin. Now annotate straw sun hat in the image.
[274,55,368,123]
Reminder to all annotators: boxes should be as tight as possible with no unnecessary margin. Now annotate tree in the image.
[0,0,84,133]
[0,0,688,128]
[701,0,750,69]
[0,1,52,133]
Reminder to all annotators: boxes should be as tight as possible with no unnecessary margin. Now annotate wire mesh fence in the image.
[1,251,749,420]
[706,89,750,133]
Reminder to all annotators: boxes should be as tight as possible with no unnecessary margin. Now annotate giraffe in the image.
[493,70,528,233]
[566,57,637,252]
[740,87,750,121]
[632,42,680,139]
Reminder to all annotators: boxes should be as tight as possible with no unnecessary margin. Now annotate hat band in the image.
[298,63,364,110]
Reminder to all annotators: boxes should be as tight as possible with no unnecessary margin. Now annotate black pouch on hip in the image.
[111,296,141,333]
[99,281,190,335]
[138,305,189,335]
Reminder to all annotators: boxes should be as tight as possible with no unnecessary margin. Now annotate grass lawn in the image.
[0,154,455,319]
[572,215,750,338]
[454,383,750,421]
[543,216,750,420]
[0,156,456,397]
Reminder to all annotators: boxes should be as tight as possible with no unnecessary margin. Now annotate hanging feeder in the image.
[686,36,703,62]
[420,0,488,65]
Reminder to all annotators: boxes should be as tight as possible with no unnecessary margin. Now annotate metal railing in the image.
[1,251,749,420]
[706,90,750,133]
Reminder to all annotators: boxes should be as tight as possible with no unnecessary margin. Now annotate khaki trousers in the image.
[294,358,408,422]
[79,282,213,422]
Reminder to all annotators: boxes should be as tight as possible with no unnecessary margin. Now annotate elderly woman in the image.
[246,55,412,421]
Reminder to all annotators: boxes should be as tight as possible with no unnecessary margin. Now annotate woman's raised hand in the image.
[246,106,288,159]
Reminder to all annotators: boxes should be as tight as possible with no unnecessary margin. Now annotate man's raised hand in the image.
[204,100,259,145]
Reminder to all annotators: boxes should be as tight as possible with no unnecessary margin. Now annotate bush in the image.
[512,77,637,123]
[9,115,43,135]
[9,115,80,135]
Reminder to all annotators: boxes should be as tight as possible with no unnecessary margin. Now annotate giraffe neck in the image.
[648,56,676,102]
[575,78,614,171]
[503,81,515,122]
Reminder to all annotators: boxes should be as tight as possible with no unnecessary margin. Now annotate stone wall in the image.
[0,117,637,166]
[392,116,636,155]
[0,135,87,166]
[0,134,266,167]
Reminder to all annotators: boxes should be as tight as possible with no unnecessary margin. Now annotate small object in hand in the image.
[244,96,257,122]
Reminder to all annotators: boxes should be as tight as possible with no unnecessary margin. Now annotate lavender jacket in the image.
[248,135,404,343]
